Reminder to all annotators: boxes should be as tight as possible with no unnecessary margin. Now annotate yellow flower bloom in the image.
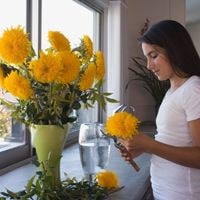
[96,170,119,190]
[0,26,31,65]
[82,35,93,59]
[4,71,33,100]
[105,111,140,139]
[0,66,4,87]
[48,31,70,51]
[95,51,105,81]
[56,51,80,84]
[29,52,63,83]
[0,25,114,126]
[79,63,96,91]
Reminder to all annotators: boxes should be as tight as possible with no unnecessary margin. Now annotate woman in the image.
[120,20,200,200]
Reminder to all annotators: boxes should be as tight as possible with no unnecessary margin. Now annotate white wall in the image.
[186,23,200,55]
[123,0,185,122]
[106,1,129,118]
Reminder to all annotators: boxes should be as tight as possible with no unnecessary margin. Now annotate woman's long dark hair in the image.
[138,20,200,77]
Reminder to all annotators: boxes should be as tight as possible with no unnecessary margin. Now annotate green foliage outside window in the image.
[0,106,11,139]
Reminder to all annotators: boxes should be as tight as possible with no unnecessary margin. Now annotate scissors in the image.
[100,129,140,172]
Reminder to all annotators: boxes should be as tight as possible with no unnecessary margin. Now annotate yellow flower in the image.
[105,111,140,139]
[3,71,33,100]
[48,31,70,51]
[0,26,31,65]
[95,51,105,81]
[0,25,114,126]
[96,170,119,190]
[82,35,93,59]
[56,51,80,84]
[79,63,96,91]
[29,52,63,83]
[0,66,4,87]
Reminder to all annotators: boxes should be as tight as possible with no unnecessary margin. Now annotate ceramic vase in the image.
[30,124,68,187]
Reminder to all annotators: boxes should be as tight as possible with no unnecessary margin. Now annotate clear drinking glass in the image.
[79,123,111,181]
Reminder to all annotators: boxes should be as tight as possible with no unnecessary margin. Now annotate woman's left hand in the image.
[119,131,154,154]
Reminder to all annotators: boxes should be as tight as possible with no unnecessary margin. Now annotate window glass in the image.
[0,0,103,172]
[0,0,26,30]
[0,0,27,153]
[42,0,95,49]
[41,0,101,125]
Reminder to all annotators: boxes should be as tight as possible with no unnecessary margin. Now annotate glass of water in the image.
[79,122,111,182]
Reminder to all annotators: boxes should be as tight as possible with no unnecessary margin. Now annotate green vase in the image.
[30,124,69,187]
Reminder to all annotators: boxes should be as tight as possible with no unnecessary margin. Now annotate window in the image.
[0,0,105,173]
[0,0,31,172]
[40,0,102,126]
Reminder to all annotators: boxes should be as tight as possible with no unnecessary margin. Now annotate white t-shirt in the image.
[151,75,200,200]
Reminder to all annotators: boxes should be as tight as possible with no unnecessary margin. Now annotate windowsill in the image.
[0,143,151,200]
[0,142,25,152]
[0,143,82,193]
[0,127,79,175]
[0,124,156,199]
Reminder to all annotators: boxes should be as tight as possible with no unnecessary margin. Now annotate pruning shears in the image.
[102,130,140,172]
[102,104,140,172]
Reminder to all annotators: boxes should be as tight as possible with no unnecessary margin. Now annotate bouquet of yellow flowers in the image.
[0,26,116,126]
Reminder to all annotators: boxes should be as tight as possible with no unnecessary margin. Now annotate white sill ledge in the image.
[0,142,151,200]
[0,142,24,152]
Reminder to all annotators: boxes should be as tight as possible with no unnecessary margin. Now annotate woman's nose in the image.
[147,60,153,70]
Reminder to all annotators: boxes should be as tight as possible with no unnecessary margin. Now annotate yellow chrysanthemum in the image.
[96,170,119,190]
[56,51,80,84]
[48,31,70,51]
[105,111,140,139]
[82,35,93,59]
[29,52,63,83]
[0,26,31,65]
[95,51,105,81]
[3,71,33,100]
[0,66,4,87]
[79,63,96,91]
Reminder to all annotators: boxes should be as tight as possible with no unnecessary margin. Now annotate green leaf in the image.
[5,189,18,198]
[26,176,35,193]
[105,97,119,103]
[72,101,81,110]
[103,92,113,96]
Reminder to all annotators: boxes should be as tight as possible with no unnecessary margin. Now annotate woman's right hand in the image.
[119,144,142,164]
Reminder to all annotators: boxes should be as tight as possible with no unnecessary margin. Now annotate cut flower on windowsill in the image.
[96,170,119,190]
[105,111,140,139]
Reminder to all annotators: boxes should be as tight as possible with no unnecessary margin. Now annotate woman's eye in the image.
[150,53,158,59]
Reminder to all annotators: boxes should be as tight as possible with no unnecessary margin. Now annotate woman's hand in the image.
[117,143,141,171]
[119,145,142,162]
[120,125,200,169]
[119,132,154,156]
[117,132,153,171]
[119,132,154,163]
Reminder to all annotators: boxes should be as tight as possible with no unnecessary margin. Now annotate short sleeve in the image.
[182,82,200,121]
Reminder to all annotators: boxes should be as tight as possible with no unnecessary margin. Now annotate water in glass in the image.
[79,123,110,181]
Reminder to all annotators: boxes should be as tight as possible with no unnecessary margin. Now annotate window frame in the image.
[0,0,32,174]
[0,0,108,175]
